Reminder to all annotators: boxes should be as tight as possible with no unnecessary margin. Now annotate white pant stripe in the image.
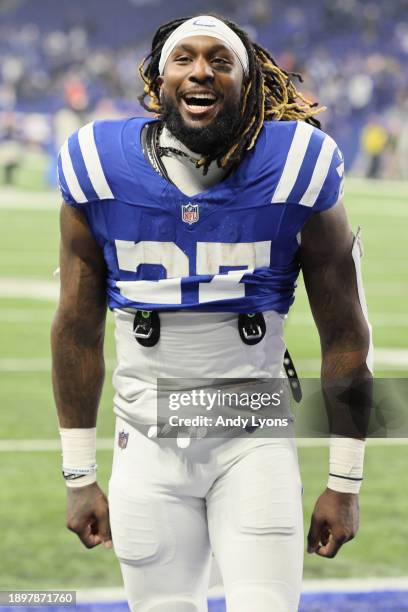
[78,122,114,200]
[351,229,374,374]
[271,122,314,204]
[299,135,337,207]
[60,140,87,204]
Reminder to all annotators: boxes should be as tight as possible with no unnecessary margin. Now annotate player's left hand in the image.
[307,488,359,558]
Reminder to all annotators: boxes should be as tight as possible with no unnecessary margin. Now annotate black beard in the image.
[161,94,241,157]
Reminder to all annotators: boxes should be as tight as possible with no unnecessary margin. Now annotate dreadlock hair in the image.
[139,15,325,173]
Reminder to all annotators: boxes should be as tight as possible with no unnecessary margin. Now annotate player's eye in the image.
[212,57,232,69]
[174,55,192,63]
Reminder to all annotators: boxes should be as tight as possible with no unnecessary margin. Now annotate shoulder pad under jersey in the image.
[265,121,344,211]
[57,119,131,206]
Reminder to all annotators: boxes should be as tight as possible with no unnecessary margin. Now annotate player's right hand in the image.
[66,482,113,549]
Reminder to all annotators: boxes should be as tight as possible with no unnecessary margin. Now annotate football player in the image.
[52,14,372,612]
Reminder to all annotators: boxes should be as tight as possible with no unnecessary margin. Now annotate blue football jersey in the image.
[57,118,344,314]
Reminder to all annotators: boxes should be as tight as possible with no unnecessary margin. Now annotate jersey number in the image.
[115,240,271,304]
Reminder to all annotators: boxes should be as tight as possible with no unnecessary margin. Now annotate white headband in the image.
[158,15,249,76]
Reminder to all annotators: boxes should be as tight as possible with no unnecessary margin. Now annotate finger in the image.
[315,533,347,558]
[94,507,113,548]
[307,517,324,553]
[97,513,112,548]
[84,533,103,548]
[320,524,331,547]
[87,533,112,549]
[77,522,102,549]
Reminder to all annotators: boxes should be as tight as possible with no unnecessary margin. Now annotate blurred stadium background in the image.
[0,0,407,611]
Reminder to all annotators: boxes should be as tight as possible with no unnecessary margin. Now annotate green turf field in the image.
[0,179,407,590]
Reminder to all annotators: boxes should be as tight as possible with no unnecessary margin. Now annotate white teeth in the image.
[182,94,217,112]
[185,93,216,101]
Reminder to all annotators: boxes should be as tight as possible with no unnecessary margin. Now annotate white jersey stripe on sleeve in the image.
[60,140,87,204]
[271,122,314,204]
[299,135,337,207]
[78,122,114,200]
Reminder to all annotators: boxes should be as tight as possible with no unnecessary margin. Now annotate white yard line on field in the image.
[1,305,408,327]
[0,438,113,451]
[1,308,408,327]
[0,308,115,323]
[0,358,52,371]
[0,189,57,209]
[0,438,406,453]
[294,349,408,371]
[0,358,117,372]
[297,438,408,447]
[286,313,408,327]
[345,177,408,196]
[364,282,408,295]
[0,310,55,321]
[374,348,408,367]
[1,277,406,304]
[0,278,59,300]
[363,210,408,217]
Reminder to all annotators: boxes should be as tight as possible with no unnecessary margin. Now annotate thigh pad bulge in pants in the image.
[109,481,175,566]
[231,448,297,536]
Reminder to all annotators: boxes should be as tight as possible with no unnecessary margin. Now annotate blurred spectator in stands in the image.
[394,99,408,180]
[0,112,23,185]
[89,98,128,122]
[0,0,407,181]
[54,105,83,154]
[360,117,389,178]
[51,83,88,187]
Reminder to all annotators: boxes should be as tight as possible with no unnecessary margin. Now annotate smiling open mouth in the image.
[181,93,218,113]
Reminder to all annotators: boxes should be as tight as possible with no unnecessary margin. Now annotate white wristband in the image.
[327,437,365,494]
[60,428,97,488]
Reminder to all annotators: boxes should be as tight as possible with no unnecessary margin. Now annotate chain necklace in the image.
[155,123,204,168]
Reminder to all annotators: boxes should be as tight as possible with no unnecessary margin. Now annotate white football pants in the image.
[109,417,304,612]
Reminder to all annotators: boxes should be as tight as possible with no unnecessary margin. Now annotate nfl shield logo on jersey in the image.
[118,430,129,449]
[182,203,199,225]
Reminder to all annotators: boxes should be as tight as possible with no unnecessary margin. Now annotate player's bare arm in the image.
[300,200,372,559]
[51,203,112,549]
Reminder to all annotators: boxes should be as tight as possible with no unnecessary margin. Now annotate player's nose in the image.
[188,57,214,83]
